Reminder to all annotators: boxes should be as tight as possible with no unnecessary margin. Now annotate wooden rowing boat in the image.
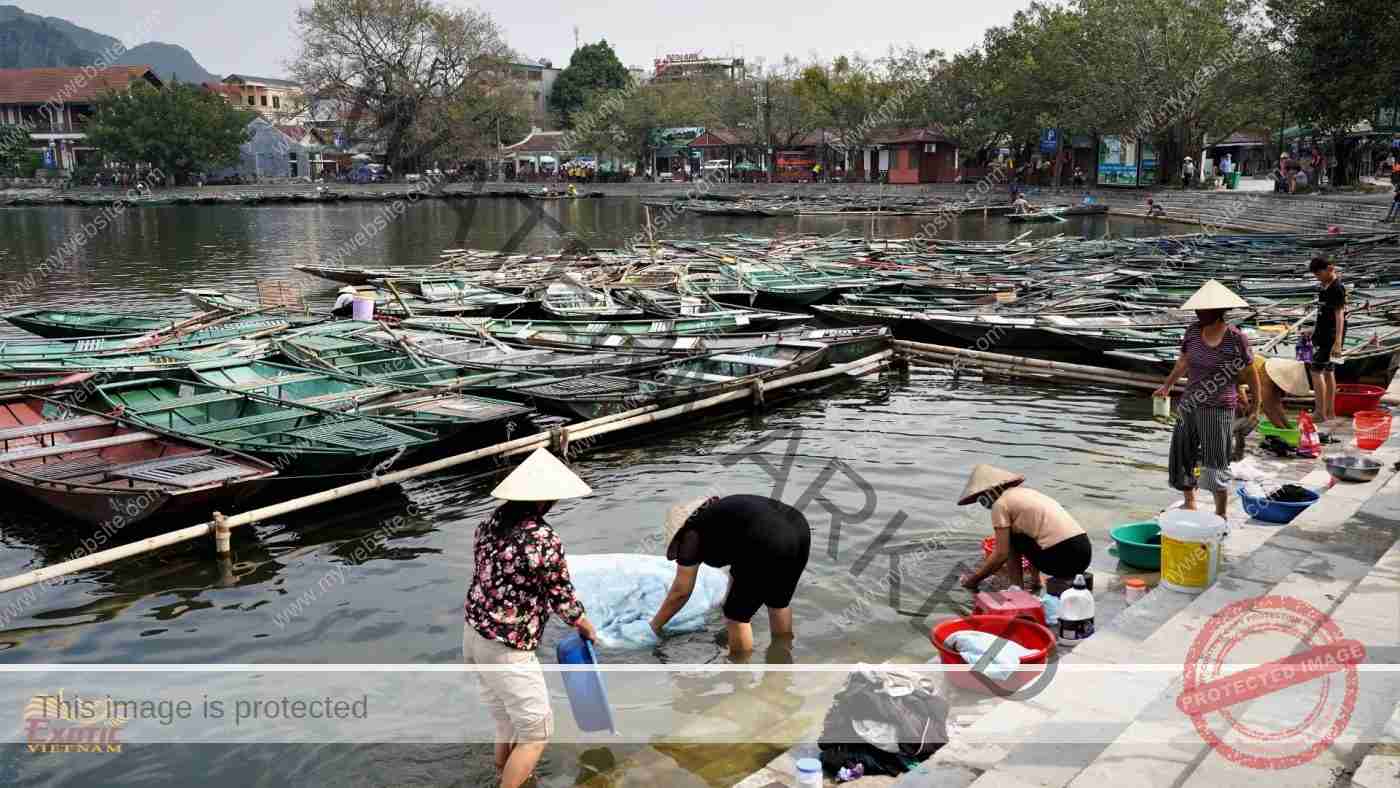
[0,395,277,526]
[96,378,438,474]
[505,340,831,419]
[189,359,533,441]
[4,308,182,339]
[276,325,521,391]
[402,314,756,339]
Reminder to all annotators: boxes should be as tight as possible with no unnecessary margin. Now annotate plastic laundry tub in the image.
[556,633,616,733]
[1109,522,1162,570]
[1236,483,1320,524]
[1336,385,1385,417]
[1257,418,1300,447]
[930,615,1055,693]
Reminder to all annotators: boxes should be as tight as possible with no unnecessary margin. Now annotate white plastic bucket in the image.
[351,295,375,322]
[1157,510,1226,594]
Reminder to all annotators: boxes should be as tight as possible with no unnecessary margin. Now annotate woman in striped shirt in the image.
[1153,281,1260,517]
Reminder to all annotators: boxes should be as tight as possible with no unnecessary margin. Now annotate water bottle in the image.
[1057,574,1095,646]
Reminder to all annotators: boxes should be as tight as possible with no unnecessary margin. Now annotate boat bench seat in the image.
[706,354,788,368]
[22,450,213,483]
[0,415,110,443]
[0,432,158,464]
[183,412,303,435]
[127,391,245,415]
[657,369,737,383]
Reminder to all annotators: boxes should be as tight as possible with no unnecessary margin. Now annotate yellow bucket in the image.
[1158,510,1225,594]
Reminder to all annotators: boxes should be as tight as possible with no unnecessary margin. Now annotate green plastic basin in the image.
[1110,521,1162,570]
[1257,418,1300,448]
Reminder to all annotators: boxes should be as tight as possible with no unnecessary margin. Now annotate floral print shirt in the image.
[464,508,585,651]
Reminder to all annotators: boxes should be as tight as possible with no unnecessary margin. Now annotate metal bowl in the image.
[1327,455,1383,483]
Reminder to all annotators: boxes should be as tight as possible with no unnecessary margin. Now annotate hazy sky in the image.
[25,0,1031,78]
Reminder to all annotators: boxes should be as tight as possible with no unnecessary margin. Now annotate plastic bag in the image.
[567,554,728,649]
[942,631,1036,682]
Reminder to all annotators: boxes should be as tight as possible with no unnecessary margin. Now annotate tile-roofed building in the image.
[847,128,959,184]
[222,74,304,122]
[0,66,163,172]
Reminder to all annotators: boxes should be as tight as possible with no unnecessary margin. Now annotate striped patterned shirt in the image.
[1180,323,1254,410]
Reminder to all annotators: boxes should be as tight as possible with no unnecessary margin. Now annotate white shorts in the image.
[463,625,553,742]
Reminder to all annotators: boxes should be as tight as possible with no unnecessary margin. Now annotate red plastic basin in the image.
[930,614,1056,692]
[1336,385,1386,417]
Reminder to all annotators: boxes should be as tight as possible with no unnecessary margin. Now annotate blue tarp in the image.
[567,554,728,649]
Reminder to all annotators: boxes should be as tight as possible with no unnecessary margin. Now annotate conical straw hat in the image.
[664,496,712,545]
[1264,358,1312,397]
[1181,279,1248,310]
[490,447,592,501]
[957,464,1025,506]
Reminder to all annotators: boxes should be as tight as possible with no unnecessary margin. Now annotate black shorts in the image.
[723,528,811,623]
[1310,338,1337,371]
[1009,532,1091,580]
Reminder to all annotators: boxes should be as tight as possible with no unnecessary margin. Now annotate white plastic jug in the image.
[1057,574,1095,646]
[1152,394,1172,420]
[1158,509,1226,594]
[795,757,822,788]
[351,295,375,322]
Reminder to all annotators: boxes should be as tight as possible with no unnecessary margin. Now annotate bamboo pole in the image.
[899,347,1169,385]
[0,349,894,596]
[894,340,1170,384]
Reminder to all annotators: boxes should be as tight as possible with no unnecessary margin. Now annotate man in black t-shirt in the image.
[651,495,811,656]
[1308,256,1347,423]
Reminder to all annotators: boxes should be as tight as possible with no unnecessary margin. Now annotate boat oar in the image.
[376,321,429,368]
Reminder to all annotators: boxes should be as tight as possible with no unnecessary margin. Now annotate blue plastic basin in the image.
[1236,484,1320,524]
[555,633,616,733]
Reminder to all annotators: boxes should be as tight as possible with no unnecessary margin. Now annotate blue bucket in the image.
[555,633,616,733]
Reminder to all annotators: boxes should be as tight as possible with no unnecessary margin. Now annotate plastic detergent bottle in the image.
[1057,574,1095,646]
[1298,411,1321,458]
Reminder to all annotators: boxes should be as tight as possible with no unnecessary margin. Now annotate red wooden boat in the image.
[0,396,277,527]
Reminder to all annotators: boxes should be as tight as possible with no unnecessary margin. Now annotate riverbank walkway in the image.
[3,179,1396,236]
[736,374,1400,788]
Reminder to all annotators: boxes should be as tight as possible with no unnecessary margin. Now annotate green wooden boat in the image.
[4,308,183,339]
[506,340,831,420]
[277,326,521,391]
[189,359,534,441]
[96,378,437,474]
[0,317,298,361]
[401,314,754,339]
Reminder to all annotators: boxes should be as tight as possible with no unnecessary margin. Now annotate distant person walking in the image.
[1219,153,1234,189]
[1182,156,1195,188]
[1386,188,1400,222]
[1072,167,1085,188]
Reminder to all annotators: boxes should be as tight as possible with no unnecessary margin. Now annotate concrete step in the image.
[918,452,1400,788]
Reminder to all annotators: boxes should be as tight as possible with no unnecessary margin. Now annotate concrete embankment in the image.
[3,179,1395,235]
[735,372,1400,788]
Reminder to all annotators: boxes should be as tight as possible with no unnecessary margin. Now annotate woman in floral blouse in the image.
[464,448,596,788]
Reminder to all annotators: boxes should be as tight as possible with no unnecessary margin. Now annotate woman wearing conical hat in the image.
[1153,280,1260,517]
[651,495,811,657]
[463,448,597,788]
[955,465,1091,592]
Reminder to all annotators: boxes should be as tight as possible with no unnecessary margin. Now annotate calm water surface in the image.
[0,200,1182,786]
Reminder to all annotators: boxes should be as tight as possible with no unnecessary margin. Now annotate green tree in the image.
[291,0,515,174]
[549,40,630,128]
[84,83,253,183]
[1268,0,1400,184]
[0,124,30,176]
